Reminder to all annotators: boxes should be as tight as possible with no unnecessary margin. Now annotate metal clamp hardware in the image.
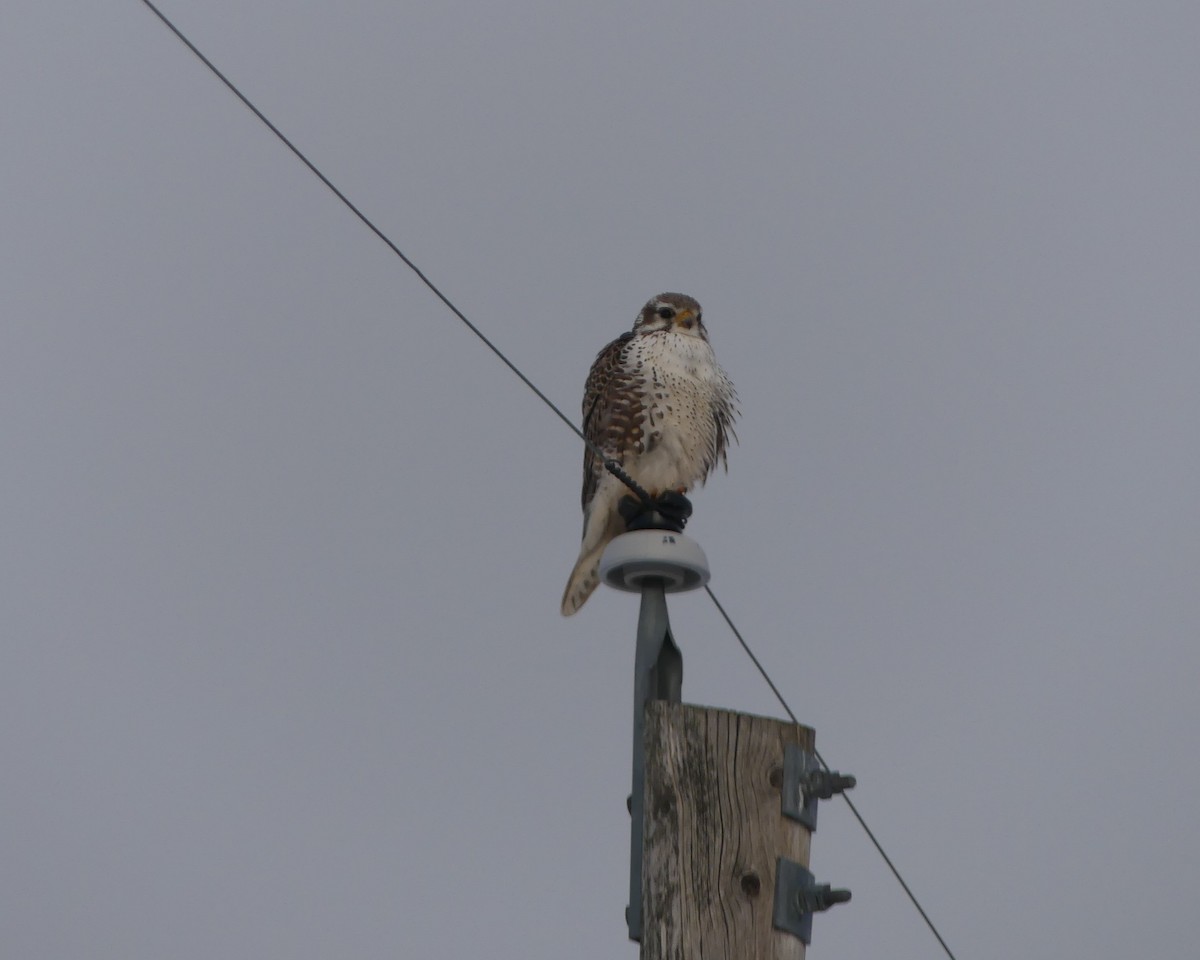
[600,531,710,944]
[780,744,856,831]
[623,580,682,944]
[772,857,851,944]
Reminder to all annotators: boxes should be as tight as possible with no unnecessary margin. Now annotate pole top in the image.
[599,530,711,594]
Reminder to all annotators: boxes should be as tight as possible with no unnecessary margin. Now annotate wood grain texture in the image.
[642,702,815,960]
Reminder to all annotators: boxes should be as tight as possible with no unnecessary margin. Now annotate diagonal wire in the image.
[704,586,958,960]
[140,5,955,957]
[138,0,653,508]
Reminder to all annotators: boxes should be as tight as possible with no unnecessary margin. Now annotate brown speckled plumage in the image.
[562,293,737,616]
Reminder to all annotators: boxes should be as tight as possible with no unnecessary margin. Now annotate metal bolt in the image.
[802,770,857,802]
[795,884,852,914]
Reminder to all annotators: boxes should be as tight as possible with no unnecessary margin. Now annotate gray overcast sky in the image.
[5,3,1199,958]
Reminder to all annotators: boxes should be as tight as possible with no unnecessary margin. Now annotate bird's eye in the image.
[656,306,676,320]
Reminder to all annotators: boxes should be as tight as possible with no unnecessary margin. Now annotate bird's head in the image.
[633,293,707,339]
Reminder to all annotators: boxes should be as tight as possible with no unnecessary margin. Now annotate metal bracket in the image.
[625,580,682,943]
[600,531,711,945]
[772,857,852,944]
[780,744,856,831]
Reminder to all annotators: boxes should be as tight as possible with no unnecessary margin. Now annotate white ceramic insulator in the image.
[598,530,711,594]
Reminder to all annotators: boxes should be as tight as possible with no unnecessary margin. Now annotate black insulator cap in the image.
[618,492,693,533]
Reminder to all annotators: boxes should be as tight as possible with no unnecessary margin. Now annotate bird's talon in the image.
[616,490,691,533]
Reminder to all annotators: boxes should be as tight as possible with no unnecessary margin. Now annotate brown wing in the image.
[579,330,640,511]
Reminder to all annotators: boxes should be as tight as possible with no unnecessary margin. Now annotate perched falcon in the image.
[561,293,737,616]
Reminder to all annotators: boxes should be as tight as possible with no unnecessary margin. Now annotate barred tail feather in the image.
[560,544,606,616]
[561,487,625,616]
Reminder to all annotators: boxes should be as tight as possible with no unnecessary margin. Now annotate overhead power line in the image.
[139,4,957,958]
[704,586,959,960]
[138,1,657,508]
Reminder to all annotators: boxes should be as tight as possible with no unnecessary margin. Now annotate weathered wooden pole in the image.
[641,702,817,960]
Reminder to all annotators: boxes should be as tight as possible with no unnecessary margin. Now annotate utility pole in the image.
[599,530,853,959]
